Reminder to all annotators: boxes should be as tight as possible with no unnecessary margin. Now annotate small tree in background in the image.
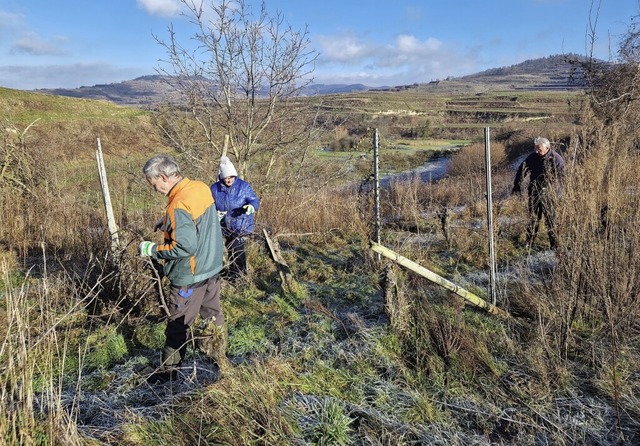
[0,121,40,197]
[154,0,317,181]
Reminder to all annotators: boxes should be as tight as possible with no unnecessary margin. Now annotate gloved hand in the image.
[217,210,227,221]
[243,204,255,215]
[139,241,156,257]
[153,216,164,232]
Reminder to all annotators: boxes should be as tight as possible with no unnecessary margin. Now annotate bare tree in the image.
[578,5,640,127]
[0,120,41,197]
[552,10,640,438]
[154,0,317,179]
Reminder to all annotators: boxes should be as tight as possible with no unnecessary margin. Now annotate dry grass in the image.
[0,261,83,445]
[3,78,640,445]
[119,360,298,445]
[446,141,507,178]
[258,184,372,242]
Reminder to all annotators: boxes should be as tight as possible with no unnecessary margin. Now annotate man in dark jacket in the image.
[211,156,260,281]
[512,137,565,249]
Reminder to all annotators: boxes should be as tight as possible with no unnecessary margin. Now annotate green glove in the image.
[139,241,156,257]
[243,204,255,215]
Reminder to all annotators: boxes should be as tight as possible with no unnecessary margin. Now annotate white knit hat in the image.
[219,156,238,179]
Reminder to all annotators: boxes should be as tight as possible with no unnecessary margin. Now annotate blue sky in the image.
[0,0,637,90]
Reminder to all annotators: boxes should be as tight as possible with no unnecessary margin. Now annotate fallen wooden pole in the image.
[371,242,509,318]
[263,228,299,296]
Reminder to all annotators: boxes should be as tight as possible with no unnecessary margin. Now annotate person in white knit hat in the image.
[210,156,260,282]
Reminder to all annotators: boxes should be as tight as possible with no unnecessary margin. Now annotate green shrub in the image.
[133,322,166,349]
[84,326,128,369]
[228,322,271,356]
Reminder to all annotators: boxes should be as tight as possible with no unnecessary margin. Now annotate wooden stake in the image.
[371,242,509,318]
[95,138,120,254]
[263,229,299,296]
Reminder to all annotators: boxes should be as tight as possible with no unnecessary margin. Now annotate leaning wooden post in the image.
[95,138,120,255]
[263,229,299,296]
[371,242,509,318]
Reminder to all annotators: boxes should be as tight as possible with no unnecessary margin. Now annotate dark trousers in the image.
[163,275,223,365]
[527,191,557,249]
[225,236,247,279]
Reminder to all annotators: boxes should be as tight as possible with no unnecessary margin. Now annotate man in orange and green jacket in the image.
[139,155,227,383]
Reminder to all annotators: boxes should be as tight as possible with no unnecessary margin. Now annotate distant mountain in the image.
[298,84,371,95]
[461,53,591,89]
[35,75,181,107]
[35,76,372,107]
[34,54,596,106]
[372,53,595,94]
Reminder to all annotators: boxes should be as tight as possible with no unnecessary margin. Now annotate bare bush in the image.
[259,184,371,241]
[447,142,507,178]
[523,28,640,437]
[154,0,317,182]
[0,121,40,196]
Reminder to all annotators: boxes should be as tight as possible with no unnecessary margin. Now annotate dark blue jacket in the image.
[210,177,260,237]
[512,150,565,196]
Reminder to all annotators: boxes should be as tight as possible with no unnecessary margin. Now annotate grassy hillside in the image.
[0,87,146,122]
[0,87,168,160]
[2,86,639,445]
[34,55,587,107]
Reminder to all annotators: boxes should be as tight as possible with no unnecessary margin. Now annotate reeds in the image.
[0,259,85,445]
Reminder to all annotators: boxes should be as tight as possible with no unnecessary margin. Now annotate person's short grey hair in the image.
[534,137,550,148]
[143,155,181,179]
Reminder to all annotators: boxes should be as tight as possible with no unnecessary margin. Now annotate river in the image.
[380,155,451,188]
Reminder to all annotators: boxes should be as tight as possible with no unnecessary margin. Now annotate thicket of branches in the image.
[153,0,318,186]
[550,16,640,434]
[3,6,640,444]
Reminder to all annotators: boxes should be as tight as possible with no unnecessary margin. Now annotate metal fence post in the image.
[373,129,381,248]
[484,128,497,305]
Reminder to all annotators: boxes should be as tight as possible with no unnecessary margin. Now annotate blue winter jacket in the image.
[210,177,260,238]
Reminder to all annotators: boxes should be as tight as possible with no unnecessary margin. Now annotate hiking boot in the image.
[146,368,178,385]
[161,345,183,367]
[142,345,183,385]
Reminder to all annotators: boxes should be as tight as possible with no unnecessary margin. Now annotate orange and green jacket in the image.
[151,178,224,286]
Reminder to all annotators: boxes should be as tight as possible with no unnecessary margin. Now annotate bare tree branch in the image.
[153,0,318,183]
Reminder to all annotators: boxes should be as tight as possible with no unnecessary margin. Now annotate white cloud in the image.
[136,0,182,17]
[374,34,444,68]
[318,32,446,67]
[11,32,68,56]
[0,63,144,90]
[317,32,373,62]
[395,34,441,54]
[314,31,474,86]
[0,10,24,27]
